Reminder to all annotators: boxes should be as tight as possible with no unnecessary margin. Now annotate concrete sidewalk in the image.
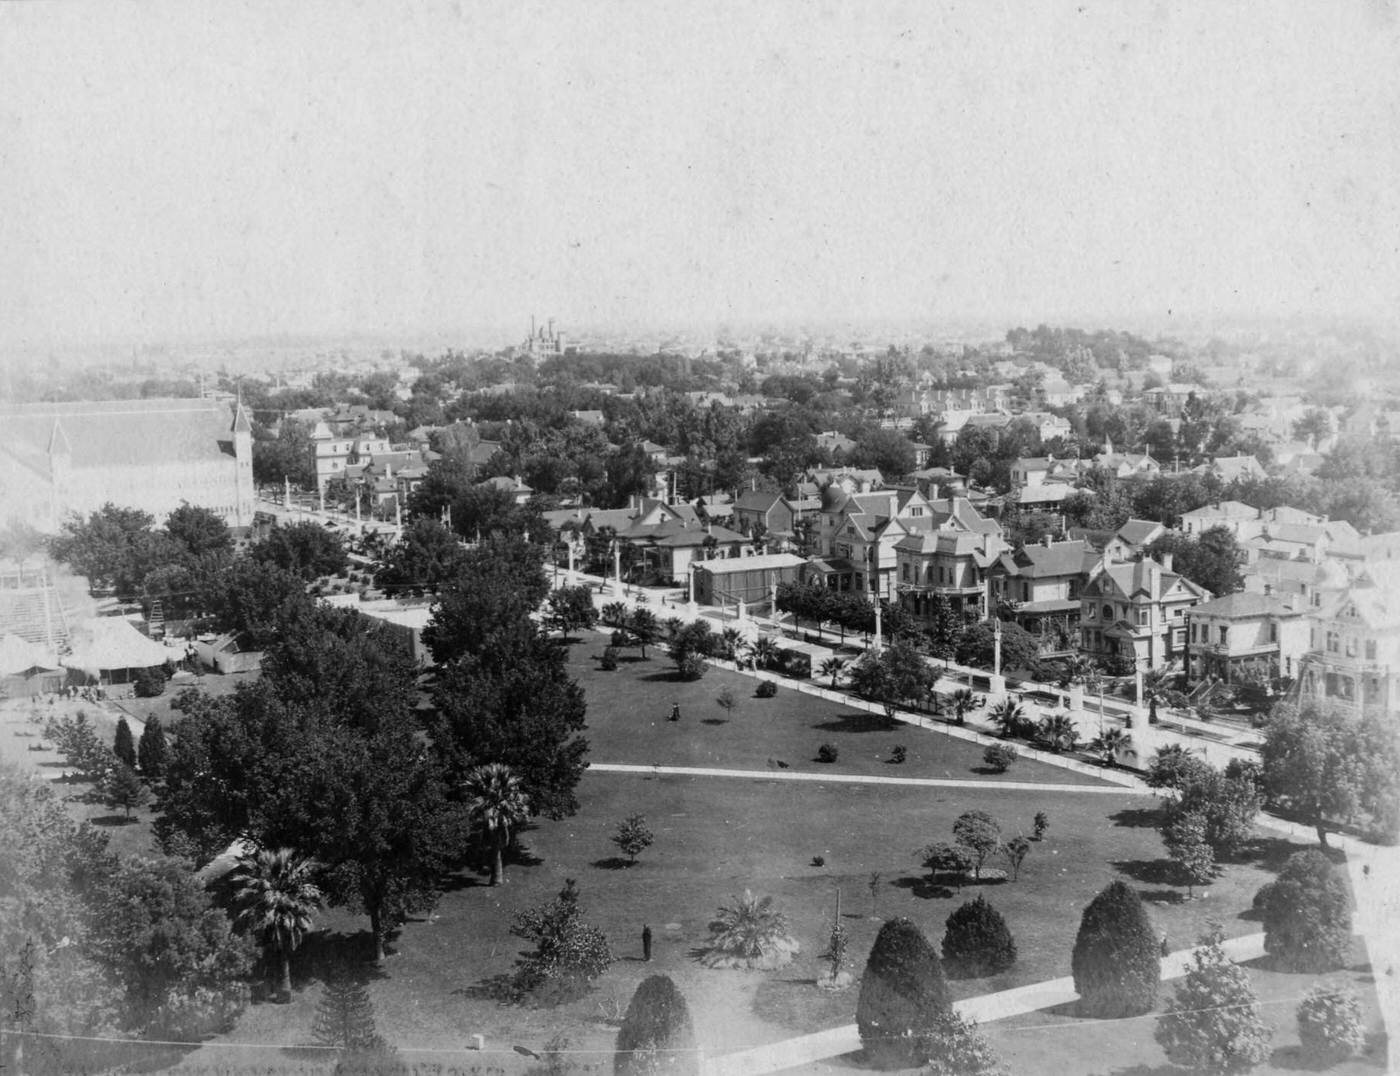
[589,762,1143,795]
[705,933,1266,1076]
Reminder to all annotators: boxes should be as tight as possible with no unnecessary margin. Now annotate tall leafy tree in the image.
[463,763,530,886]
[86,855,255,1035]
[431,630,589,820]
[165,503,233,558]
[373,517,468,595]
[230,847,322,1002]
[421,537,549,666]
[48,503,157,591]
[1260,703,1390,846]
[1147,525,1244,597]
[251,520,348,581]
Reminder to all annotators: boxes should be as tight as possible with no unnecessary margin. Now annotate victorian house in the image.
[1079,554,1210,669]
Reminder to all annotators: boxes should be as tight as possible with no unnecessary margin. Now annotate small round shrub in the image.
[1296,982,1365,1064]
[133,666,168,698]
[1259,850,1351,972]
[890,745,906,764]
[856,917,949,1069]
[982,743,1018,773]
[817,743,838,764]
[611,629,629,648]
[614,974,699,1076]
[755,680,777,698]
[941,896,1016,978]
[600,647,620,671]
[1071,880,1160,1017]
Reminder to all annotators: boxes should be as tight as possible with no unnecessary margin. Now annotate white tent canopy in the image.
[62,618,171,677]
[0,633,59,676]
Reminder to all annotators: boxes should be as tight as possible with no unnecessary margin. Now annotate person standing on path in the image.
[670,703,680,721]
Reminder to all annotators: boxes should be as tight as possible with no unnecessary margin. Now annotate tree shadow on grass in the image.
[1138,889,1186,905]
[890,875,954,900]
[592,856,633,870]
[1112,858,1179,886]
[292,929,392,992]
[701,718,728,725]
[454,970,520,1004]
[1109,807,1163,829]
[812,711,895,734]
[1217,834,1315,870]
[90,813,143,827]
[970,765,1009,777]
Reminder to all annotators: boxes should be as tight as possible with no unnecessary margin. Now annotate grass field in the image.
[0,632,1381,1075]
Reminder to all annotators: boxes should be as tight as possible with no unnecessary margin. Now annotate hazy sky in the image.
[2,1,1398,347]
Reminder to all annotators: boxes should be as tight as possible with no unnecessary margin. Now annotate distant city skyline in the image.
[2,1,1397,351]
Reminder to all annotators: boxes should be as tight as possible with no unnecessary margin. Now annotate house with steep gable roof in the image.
[1079,554,1210,668]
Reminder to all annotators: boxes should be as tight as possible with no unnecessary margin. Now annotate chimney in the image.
[1161,552,1174,573]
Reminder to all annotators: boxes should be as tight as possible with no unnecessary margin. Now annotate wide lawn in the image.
[569,632,1106,787]
[177,635,1338,1074]
[11,637,1375,1076]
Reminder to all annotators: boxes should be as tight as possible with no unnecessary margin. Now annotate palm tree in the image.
[719,626,743,661]
[818,656,847,688]
[701,891,801,970]
[230,847,322,1003]
[464,763,530,886]
[1037,713,1078,752]
[991,699,1025,738]
[951,688,981,725]
[601,601,628,628]
[751,636,779,671]
[1099,727,1128,766]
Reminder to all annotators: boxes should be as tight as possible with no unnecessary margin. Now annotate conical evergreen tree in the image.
[113,717,136,769]
[941,895,1017,978]
[614,974,699,1076]
[856,917,950,1069]
[137,716,168,781]
[312,963,379,1051]
[1071,880,1160,1017]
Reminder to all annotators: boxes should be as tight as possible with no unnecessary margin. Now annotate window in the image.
[1326,631,1339,653]
[1219,626,1229,646]
[1269,623,1278,643]
[1345,636,1357,657]
[901,563,910,582]
[1103,604,1113,622]
[1366,639,1378,661]
[1138,608,1150,627]
[910,506,923,516]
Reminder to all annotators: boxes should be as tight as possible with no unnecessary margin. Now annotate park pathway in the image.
[588,762,1143,795]
[704,933,1268,1076]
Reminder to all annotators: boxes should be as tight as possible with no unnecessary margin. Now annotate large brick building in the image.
[0,397,256,532]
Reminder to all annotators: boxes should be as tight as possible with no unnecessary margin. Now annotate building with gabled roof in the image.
[987,537,1093,650]
[1079,554,1210,669]
[0,397,256,532]
[1296,561,1400,715]
[1184,589,1310,685]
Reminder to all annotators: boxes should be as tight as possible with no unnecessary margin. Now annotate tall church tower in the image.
[231,399,255,526]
